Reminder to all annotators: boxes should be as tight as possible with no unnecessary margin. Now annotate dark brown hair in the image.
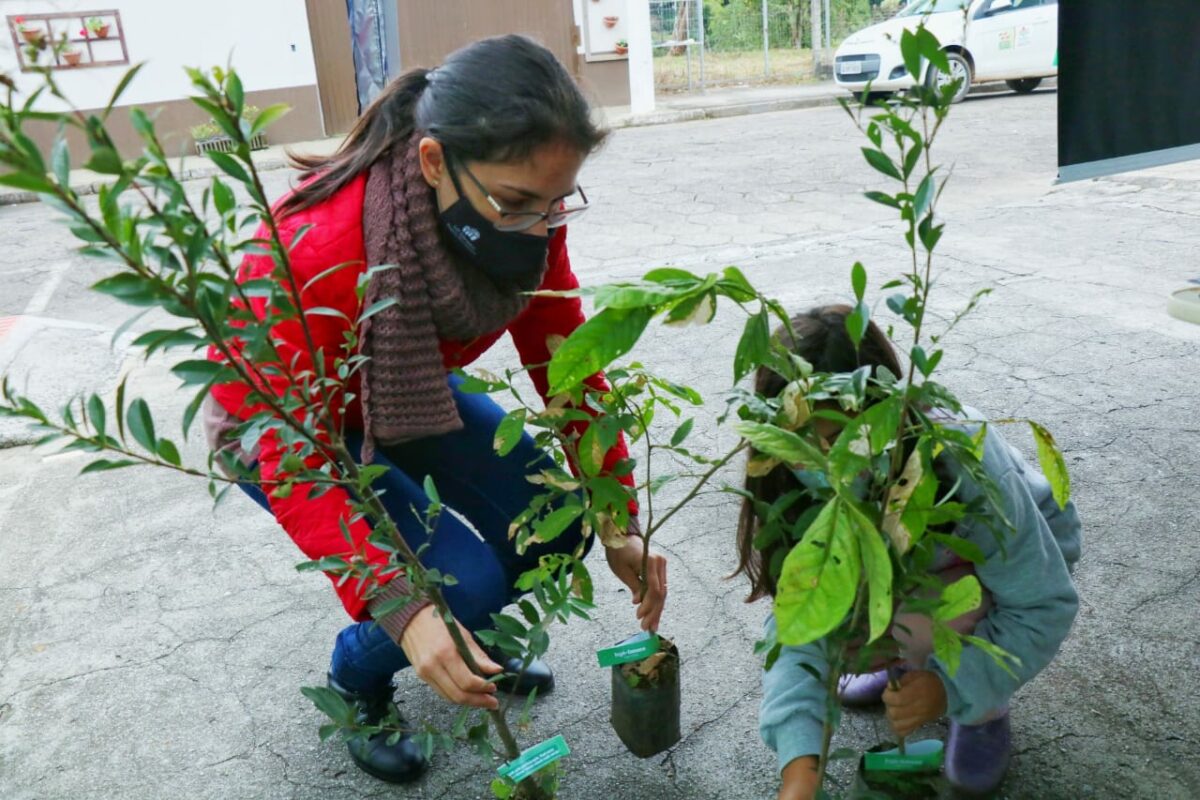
[278,35,608,218]
[733,304,904,601]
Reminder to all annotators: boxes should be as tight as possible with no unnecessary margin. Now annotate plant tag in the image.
[497,734,570,782]
[863,739,944,773]
[596,631,660,668]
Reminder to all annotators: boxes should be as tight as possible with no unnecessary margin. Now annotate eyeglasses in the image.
[446,157,590,233]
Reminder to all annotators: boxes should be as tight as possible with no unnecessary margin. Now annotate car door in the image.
[1017,0,1058,76]
[968,0,1047,80]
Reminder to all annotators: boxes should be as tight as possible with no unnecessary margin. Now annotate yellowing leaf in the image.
[664,292,716,328]
[1029,420,1071,510]
[774,499,861,647]
[545,333,566,355]
[597,512,630,549]
[847,503,893,644]
[881,448,923,554]
[746,454,781,477]
[779,381,811,431]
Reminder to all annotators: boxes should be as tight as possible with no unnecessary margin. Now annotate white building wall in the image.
[1,0,317,110]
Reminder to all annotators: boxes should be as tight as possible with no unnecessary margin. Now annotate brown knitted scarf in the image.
[358,134,545,461]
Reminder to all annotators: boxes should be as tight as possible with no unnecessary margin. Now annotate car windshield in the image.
[897,0,969,16]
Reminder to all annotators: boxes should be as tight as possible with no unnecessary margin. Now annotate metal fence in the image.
[650,0,896,92]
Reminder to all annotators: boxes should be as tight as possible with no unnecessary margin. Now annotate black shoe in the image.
[484,646,555,696]
[326,673,429,784]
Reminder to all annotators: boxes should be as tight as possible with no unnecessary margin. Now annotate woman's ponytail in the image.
[278,68,432,217]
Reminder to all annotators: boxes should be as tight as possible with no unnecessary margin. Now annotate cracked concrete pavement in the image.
[2,88,1200,799]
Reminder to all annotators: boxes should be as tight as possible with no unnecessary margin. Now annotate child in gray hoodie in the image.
[733,306,1081,799]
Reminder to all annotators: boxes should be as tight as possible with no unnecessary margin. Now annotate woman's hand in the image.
[604,534,667,632]
[882,669,948,738]
[400,606,505,709]
[779,756,820,800]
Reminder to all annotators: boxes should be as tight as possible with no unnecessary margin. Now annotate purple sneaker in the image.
[945,711,1011,796]
[837,670,890,707]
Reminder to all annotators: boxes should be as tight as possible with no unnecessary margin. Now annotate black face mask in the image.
[438,183,550,292]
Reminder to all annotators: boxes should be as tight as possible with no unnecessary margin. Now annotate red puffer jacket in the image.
[209,174,633,621]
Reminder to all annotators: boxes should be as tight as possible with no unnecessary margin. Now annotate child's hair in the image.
[733,304,904,601]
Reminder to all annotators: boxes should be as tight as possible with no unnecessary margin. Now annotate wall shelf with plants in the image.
[5,10,129,72]
[580,0,628,62]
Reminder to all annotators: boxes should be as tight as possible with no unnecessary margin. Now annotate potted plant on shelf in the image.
[84,17,111,39]
[14,17,46,48]
[614,39,628,55]
[603,15,619,28]
[62,45,83,67]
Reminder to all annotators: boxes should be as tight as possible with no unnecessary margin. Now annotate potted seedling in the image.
[84,17,111,39]
[614,39,629,55]
[603,15,619,28]
[62,46,83,67]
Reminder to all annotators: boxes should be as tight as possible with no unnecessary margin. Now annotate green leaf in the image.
[493,408,527,458]
[931,532,985,564]
[593,282,688,310]
[845,301,870,349]
[735,421,827,471]
[126,398,156,451]
[205,151,251,185]
[851,262,867,302]
[670,418,694,448]
[92,273,161,306]
[249,103,290,138]
[899,28,923,81]
[849,503,893,643]
[80,458,139,474]
[171,359,225,386]
[547,306,652,394]
[1029,421,1070,509]
[774,498,861,647]
[932,621,963,676]
[733,310,771,383]
[864,191,901,210]
[300,686,353,724]
[533,505,584,544]
[862,148,902,181]
[914,173,937,221]
[963,634,1021,679]
[84,147,123,175]
[86,395,106,439]
[50,135,70,187]
[0,173,56,194]
[156,438,182,467]
[104,63,146,119]
[423,474,441,506]
[916,26,951,73]
[935,575,982,622]
[211,177,236,217]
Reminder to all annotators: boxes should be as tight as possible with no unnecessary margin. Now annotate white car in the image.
[834,0,1058,102]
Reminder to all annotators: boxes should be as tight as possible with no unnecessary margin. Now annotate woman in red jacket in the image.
[205,35,667,783]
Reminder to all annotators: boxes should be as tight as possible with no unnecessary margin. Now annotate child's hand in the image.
[779,755,820,800]
[882,670,948,737]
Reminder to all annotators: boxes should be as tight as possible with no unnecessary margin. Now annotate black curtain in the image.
[1058,1,1200,181]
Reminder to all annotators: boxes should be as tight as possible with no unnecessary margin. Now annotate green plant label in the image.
[863,739,944,773]
[596,632,660,668]
[497,734,570,782]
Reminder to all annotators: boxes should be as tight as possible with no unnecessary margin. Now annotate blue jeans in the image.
[239,374,591,692]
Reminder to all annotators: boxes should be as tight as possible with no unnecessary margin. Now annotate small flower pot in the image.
[93,24,111,38]
[851,740,945,799]
[20,29,46,47]
[63,51,83,67]
[610,636,680,758]
[614,44,629,56]
[603,15,619,28]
